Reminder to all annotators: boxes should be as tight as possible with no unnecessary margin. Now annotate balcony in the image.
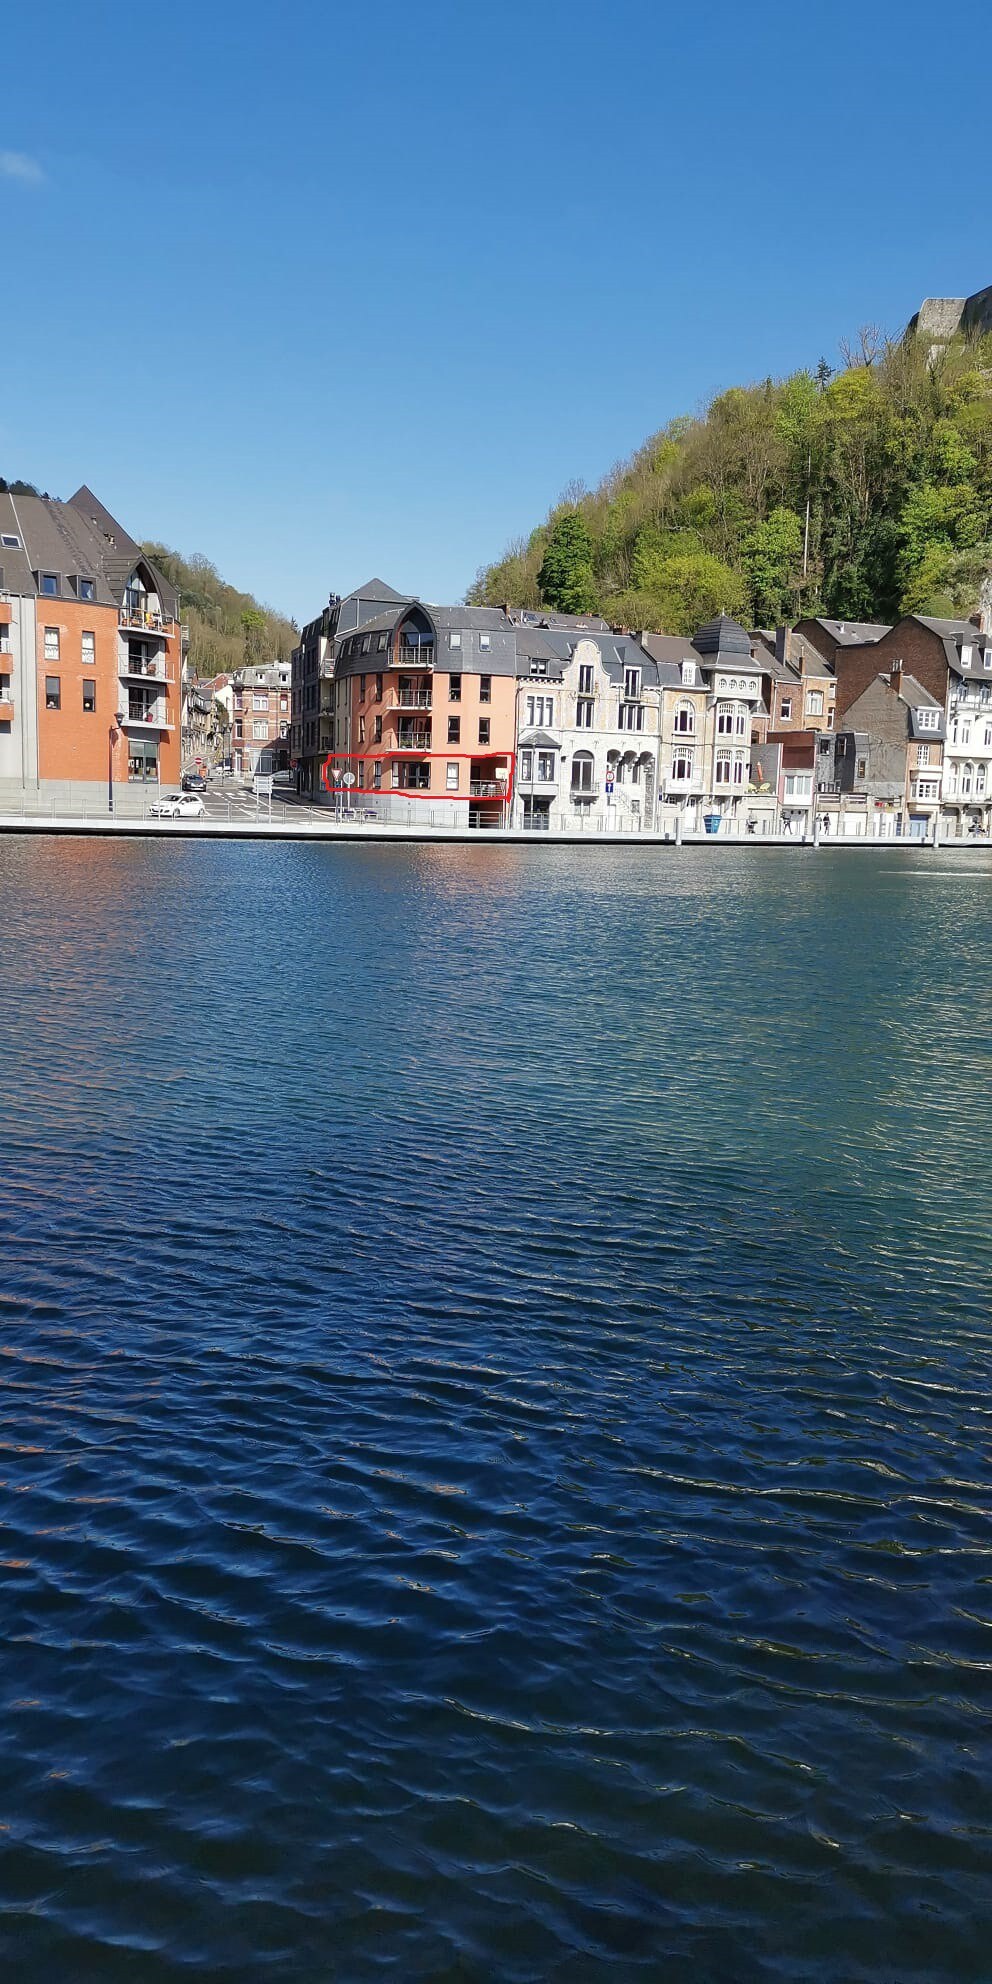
[120,658,172,684]
[395,727,432,751]
[392,689,432,710]
[0,698,13,722]
[469,780,506,798]
[0,637,11,657]
[125,704,173,731]
[119,607,172,637]
[0,594,10,621]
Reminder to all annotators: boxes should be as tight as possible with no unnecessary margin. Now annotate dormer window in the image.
[623,666,642,700]
[961,645,972,669]
[680,660,696,686]
[79,577,95,601]
[529,658,547,678]
[917,708,940,730]
[40,573,60,596]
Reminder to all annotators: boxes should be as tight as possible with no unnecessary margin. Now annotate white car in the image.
[150,793,205,819]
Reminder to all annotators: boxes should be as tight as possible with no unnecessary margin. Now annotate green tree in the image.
[537,511,598,614]
[741,506,804,623]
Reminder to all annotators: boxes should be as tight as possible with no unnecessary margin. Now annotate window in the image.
[235,719,243,739]
[915,778,940,800]
[374,715,382,743]
[358,715,365,744]
[977,766,987,796]
[715,749,732,785]
[917,708,940,730]
[681,660,696,686]
[784,772,812,799]
[537,751,555,781]
[376,631,388,652]
[370,760,382,789]
[576,698,594,728]
[479,634,491,650]
[856,756,867,779]
[780,697,793,721]
[571,751,595,793]
[984,651,992,670]
[623,666,641,699]
[253,721,268,739]
[961,644,973,669]
[526,694,553,727]
[672,744,694,781]
[478,718,490,744]
[45,675,61,710]
[361,634,371,655]
[448,716,461,744]
[618,702,644,731]
[716,703,734,735]
[450,632,462,649]
[449,674,462,701]
[375,673,383,700]
[674,700,694,734]
[519,750,533,780]
[79,577,95,601]
[479,674,492,704]
[253,694,267,711]
[446,762,459,790]
[918,743,931,767]
[529,657,547,678]
[82,631,95,667]
[578,663,594,695]
[0,534,20,549]
[733,755,746,785]
[44,626,60,662]
[806,690,823,716]
[40,573,59,596]
[82,680,96,713]
[961,761,974,795]
[359,674,366,699]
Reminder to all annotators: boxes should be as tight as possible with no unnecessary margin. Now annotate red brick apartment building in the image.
[0,485,182,803]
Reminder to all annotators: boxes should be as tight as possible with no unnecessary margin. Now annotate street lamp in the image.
[109,711,125,814]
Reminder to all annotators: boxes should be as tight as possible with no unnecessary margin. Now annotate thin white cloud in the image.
[0,152,44,185]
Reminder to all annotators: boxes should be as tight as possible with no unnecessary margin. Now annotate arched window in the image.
[674,699,694,734]
[961,761,974,795]
[571,750,595,794]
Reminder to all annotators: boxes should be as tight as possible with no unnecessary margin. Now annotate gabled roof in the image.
[807,617,890,646]
[344,577,408,604]
[517,728,559,750]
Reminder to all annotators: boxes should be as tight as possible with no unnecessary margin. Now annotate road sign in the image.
[254,775,273,798]
[605,779,615,795]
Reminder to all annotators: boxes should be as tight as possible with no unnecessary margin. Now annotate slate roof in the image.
[808,617,890,646]
[517,728,559,750]
[692,613,754,657]
[0,486,179,617]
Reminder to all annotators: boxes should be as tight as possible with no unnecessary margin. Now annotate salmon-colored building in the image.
[325,594,516,824]
[0,484,182,805]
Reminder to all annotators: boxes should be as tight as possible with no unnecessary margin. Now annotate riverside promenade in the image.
[0,801,979,849]
[0,777,981,847]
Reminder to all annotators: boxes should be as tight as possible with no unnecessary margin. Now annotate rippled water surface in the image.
[1,837,990,1981]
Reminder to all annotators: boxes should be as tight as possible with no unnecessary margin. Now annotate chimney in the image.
[774,625,798,666]
[890,662,903,697]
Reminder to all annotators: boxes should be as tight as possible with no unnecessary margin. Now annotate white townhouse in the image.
[510,625,664,831]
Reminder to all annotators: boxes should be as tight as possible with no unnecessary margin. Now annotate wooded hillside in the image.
[470,331,992,634]
[142,544,298,679]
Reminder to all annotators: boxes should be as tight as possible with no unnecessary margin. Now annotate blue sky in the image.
[3,0,990,621]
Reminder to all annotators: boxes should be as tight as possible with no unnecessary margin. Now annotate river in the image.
[0,837,989,1980]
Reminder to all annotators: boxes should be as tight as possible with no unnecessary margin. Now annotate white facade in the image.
[512,637,660,832]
